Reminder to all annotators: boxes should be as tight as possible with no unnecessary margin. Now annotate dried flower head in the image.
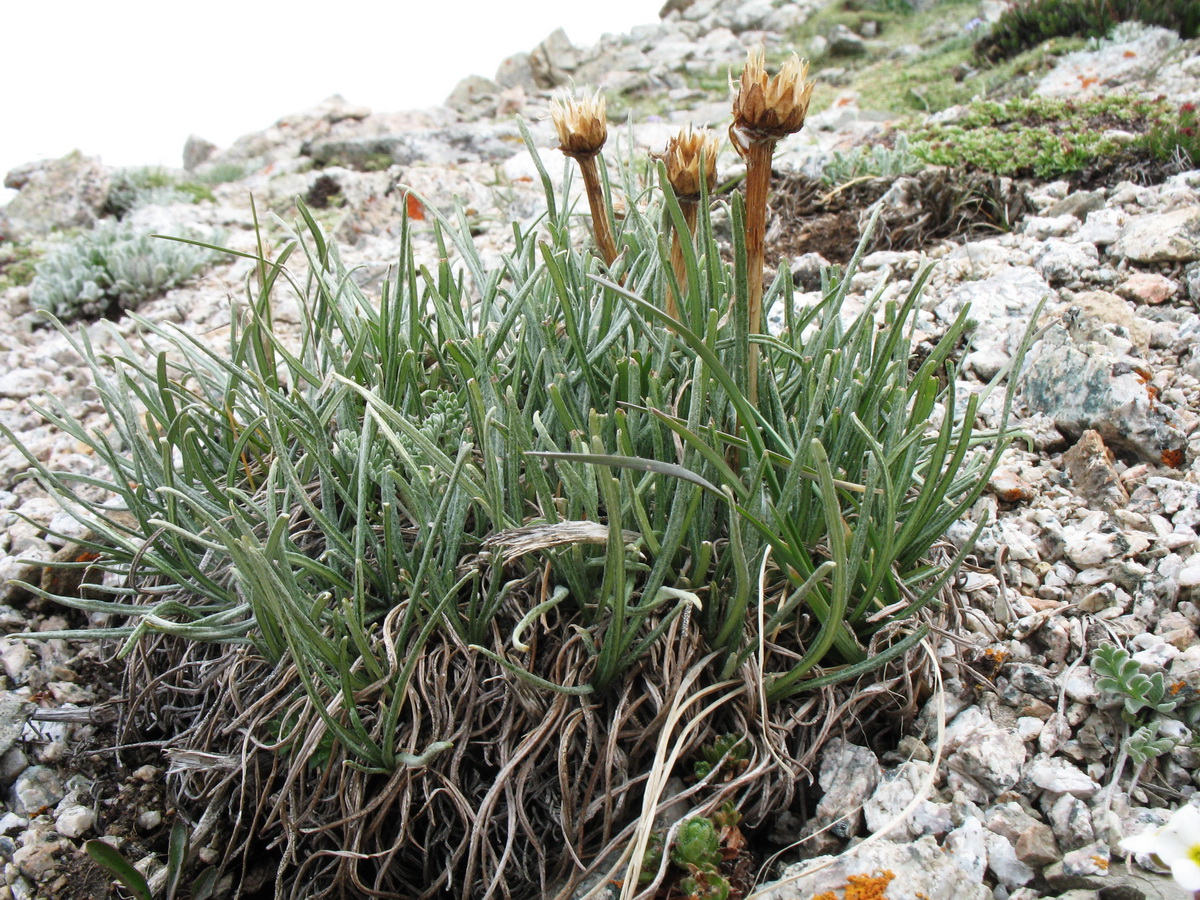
[660,127,720,201]
[551,91,608,159]
[730,48,815,154]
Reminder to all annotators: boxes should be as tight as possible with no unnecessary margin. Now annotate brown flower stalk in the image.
[730,48,815,405]
[661,127,719,319]
[551,91,619,266]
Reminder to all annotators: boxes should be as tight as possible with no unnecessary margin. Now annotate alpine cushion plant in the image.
[5,94,1029,898]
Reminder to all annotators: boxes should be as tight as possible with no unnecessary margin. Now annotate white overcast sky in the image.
[2,1,657,199]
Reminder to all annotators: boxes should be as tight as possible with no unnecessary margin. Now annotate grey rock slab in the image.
[444,75,500,116]
[1059,289,1150,356]
[494,52,538,91]
[1062,839,1111,877]
[1114,207,1200,263]
[1035,239,1099,285]
[1026,755,1100,797]
[0,368,52,401]
[1019,323,1187,466]
[182,134,218,172]
[935,268,1052,370]
[1045,190,1106,220]
[12,830,68,882]
[944,817,988,882]
[529,27,581,88]
[1048,793,1096,850]
[1064,430,1129,511]
[757,835,992,900]
[984,829,1036,887]
[1,151,110,239]
[811,738,881,839]
[864,761,951,840]
[9,766,64,817]
[54,805,95,839]
[303,125,522,170]
[945,706,1026,794]
[0,694,33,760]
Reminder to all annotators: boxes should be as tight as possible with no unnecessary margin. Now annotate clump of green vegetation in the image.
[28,222,218,320]
[823,133,925,183]
[910,94,1186,178]
[1142,101,1200,167]
[788,0,1083,118]
[6,103,1030,895]
[1092,642,1198,800]
[974,0,1200,64]
[103,167,216,219]
[85,819,216,900]
[191,161,253,185]
[0,241,41,291]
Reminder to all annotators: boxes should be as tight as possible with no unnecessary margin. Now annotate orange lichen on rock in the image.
[1162,448,1184,468]
[844,870,896,900]
[813,893,838,900]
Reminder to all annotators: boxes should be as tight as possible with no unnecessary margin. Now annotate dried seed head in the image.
[729,48,815,155]
[660,127,720,201]
[551,91,608,159]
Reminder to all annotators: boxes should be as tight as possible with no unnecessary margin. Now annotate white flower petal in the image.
[1169,857,1200,892]
[1155,830,1194,859]
[1120,832,1163,854]
[1170,805,1200,835]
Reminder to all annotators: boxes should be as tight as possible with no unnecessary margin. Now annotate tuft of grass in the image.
[103,168,216,219]
[4,122,1030,897]
[974,0,1200,64]
[191,161,254,185]
[0,242,41,291]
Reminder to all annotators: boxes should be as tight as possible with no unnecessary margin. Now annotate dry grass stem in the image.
[731,48,815,405]
[662,127,718,318]
[552,91,619,266]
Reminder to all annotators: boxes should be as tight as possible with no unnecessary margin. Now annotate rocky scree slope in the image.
[0,1,1199,898]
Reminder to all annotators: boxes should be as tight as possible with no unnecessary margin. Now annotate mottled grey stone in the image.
[2,151,110,239]
[9,766,64,817]
[494,52,538,90]
[1048,793,1095,851]
[1114,207,1200,263]
[1064,430,1129,511]
[529,28,581,88]
[985,829,1036,887]
[182,135,217,172]
[303,126,521,170]
[756,835,992,900]
[0,695,33,761]
[445,75,501,116]
[810,738,881,839]
[1027,755,1100,797]
[1020,323,1187,465]
[945,706,1027,794]
[1045,191,1106,220]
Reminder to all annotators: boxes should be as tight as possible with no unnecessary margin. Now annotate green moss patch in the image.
[910,95,1196,179]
